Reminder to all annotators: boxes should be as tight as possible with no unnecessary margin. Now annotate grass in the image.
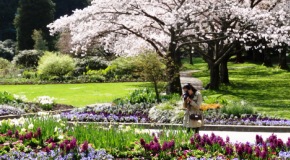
[0,82,147,107]
[182,57,290,119]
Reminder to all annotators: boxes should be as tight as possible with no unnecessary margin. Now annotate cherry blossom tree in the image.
[48,0,290,92]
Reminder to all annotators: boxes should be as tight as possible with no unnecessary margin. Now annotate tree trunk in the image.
[166,58,182,95]
[220,57,230,84]
[253,49,264,62]
[153,81,161,103]
[278,46,289,70]
[208,64,220,90]
[235,43,244,63]
[166,39,182,95]
[189,47,193,65]
[263,49,273,67]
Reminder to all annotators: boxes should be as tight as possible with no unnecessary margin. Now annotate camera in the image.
[183,93,189,101]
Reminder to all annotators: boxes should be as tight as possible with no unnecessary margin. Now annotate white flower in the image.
[58,135,64,140]
[37,112,49,116]
[54,127,58,132]
[36,96,55,105]
[21,128,26,132]
[18,117,25,126]
[28,124,34,130]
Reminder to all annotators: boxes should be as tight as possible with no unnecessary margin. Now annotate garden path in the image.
[180,70,203,90]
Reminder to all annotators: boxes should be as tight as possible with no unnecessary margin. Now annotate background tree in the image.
[48,0,290,93]
[136,52,166,103]
[52,0,90,19]
[32,30,48,51]
[14,0,55,50]
[0,0,18,40]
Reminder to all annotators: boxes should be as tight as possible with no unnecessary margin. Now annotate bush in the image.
[101,57,141,81]
[22,70,37,79]
[74,57,108,76]
[13,50,43,68]
[0,92,23,104]
[0,58,11,69]
[221,100,254,117]
[113,88,156,105]
[0,40,15,61]
[38,52,75,80]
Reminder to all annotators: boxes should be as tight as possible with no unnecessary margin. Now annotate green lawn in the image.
[182,57,290,119]
[0,82,147,107]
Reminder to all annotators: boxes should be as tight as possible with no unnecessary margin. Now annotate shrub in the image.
[113,88,156,104]
[13,50,43,68]
[221,100,254,117]
[74,57,108,76]
[101,57,141,81]
[0,92,23,104]
[32,30,48,51]
[0,40,15,61]
[37,52,75,80]
[22,70,37,79]
[0,58,11,69]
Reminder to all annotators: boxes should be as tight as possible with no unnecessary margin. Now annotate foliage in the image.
[100,57,141,81]
[14,0,55,50]
[31,30,48,51]
[135,52,166,102]
[0,0,18,40]
[12,50,43,68]
[74,56,108,76]
[0,40,15,61]
[221,100,255,117]
[37,52,75,80]
[0,58,11,70]
[191,57,290,118]
[113,88,156,105]
[0,91,22,104]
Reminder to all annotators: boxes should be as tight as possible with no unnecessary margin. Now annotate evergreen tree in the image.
[32,30,48,51]
[14,0,55,50]
[52,0,90,19]
[0,0,18,40]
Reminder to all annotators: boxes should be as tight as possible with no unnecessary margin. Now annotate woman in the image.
[182,84,203,134]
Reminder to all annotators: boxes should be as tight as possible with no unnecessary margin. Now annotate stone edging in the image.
[0,109,72,120]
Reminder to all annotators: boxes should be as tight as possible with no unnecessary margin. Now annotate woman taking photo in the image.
[182,83,203,134]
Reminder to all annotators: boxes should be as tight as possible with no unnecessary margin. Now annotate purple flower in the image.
[66,144,71,152]
[255,147,261,157]
[260,151,267,159]
[15,130,19,138]
[60,143,65,150]
[81,141,88,152]
[37,128,42,137]
[140,138,146,146]
[7,130,12,137]
[162,142,168,150]
[226,136,230,143]
[70,138,77,149]
[153,136,158,143]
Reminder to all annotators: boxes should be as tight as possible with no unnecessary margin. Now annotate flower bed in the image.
[61,103,152,123]
[60,103,290,126]
[1,117,290,159]
[0,105,25,116]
